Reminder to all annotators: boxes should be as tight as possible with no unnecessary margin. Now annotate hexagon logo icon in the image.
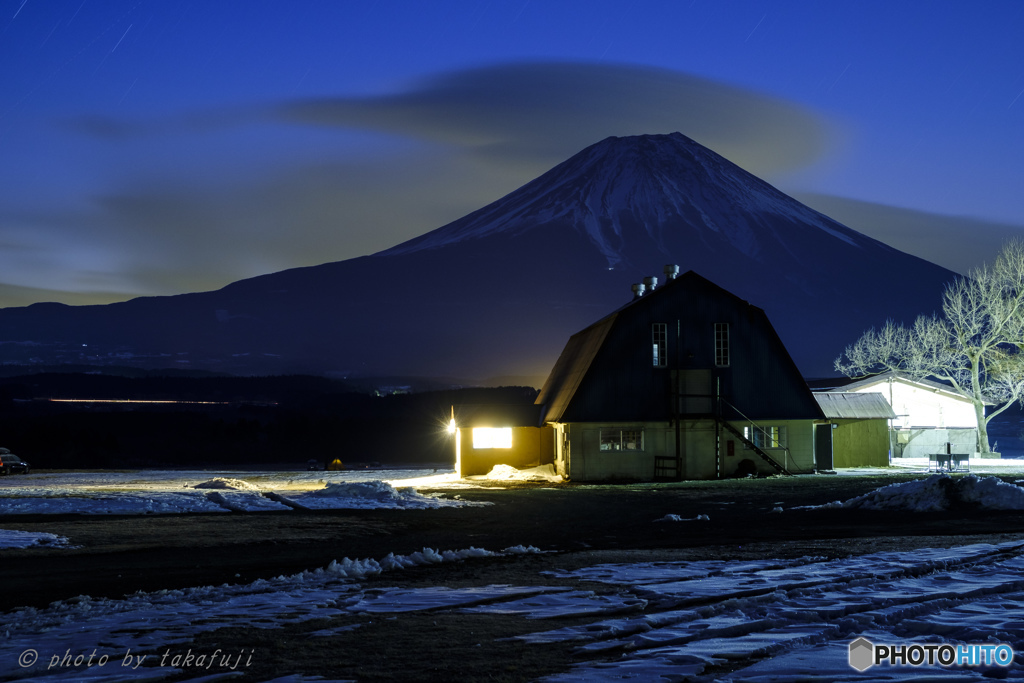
[849,637,874,672]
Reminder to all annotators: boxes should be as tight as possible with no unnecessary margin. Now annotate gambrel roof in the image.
[533,313,616,425]
[536,271,824,423]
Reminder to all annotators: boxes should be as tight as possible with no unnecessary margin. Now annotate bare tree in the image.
[835,240,1024,454]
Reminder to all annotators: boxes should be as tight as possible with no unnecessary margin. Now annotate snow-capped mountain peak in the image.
[382,133,863,269]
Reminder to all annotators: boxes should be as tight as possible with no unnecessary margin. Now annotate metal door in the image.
[815,423,834,471]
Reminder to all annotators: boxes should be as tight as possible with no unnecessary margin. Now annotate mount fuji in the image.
[0,133,955,384]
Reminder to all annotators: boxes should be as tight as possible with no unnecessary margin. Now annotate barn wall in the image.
[559,418,815,481]
[566,422,664,481]
[720,419,815,476]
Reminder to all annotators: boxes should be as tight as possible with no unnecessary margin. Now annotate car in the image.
[0,448,30,475]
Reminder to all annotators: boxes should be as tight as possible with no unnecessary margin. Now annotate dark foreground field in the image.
[4,473,1024,681]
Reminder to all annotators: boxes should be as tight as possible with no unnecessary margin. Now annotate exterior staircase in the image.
[717,419,791,475]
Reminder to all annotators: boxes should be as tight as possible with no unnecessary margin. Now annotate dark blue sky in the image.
[2,1,1023,306]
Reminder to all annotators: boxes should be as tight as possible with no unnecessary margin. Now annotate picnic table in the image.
[928,453,970,472]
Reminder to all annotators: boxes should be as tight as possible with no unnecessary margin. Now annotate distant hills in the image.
[0,133,955,385]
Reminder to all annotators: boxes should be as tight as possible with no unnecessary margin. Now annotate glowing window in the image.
[472,427,513,449]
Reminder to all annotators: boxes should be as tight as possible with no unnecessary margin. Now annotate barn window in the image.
[472,427,513,449]
[652,323,667,367]
[743,425,786,449]
[714,323,730,367]
[600,429,644,451]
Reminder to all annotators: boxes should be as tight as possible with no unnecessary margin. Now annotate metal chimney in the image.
[663,264,680,280]
[643,276,658,291]
[631,283,646,299]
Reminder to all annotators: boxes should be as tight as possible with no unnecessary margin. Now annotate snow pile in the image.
[503,544,545,554]
[192,477,264,491]
[822,474,1024,512]
[655,514,709,522]
[380,546,495,570]
[318,545,541,579]
[957,474,1024,508]
[840,474,956,512]
[0,529,71,549]
[483,464,564,483]
[288,480,488,509]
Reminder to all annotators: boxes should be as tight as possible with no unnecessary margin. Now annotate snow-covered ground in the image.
[533,540,1024,681]
[0,467,479,518]
[2,458,1022,518]
[2,539,1023,681]
[3,467,1024,680]
[0,544,543,682]
[1,460,1023,529]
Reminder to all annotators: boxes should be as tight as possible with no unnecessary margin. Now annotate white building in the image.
[825,372,980,458]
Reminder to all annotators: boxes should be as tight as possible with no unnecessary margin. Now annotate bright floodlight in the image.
[447,418,457,434]
[472,427,512,449]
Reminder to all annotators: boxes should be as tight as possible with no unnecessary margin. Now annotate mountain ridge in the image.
[0,133,956,383]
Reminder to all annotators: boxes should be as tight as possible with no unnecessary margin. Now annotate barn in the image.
[533,269,826,481]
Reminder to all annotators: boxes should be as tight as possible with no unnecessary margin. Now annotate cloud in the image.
[279,61,836,178]
[795,193,1024,275]
[4,61,840,306]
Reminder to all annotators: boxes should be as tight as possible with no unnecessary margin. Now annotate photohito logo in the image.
[848,636,1014,671]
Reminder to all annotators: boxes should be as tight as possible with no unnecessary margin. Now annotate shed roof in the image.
[823,371,975,403]
[453,403,544,428]
[813,392,896,419]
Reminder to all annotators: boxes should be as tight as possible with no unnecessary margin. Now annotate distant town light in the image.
[47,398,238,405]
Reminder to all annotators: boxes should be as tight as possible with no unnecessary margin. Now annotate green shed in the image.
[813,392,895,468]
